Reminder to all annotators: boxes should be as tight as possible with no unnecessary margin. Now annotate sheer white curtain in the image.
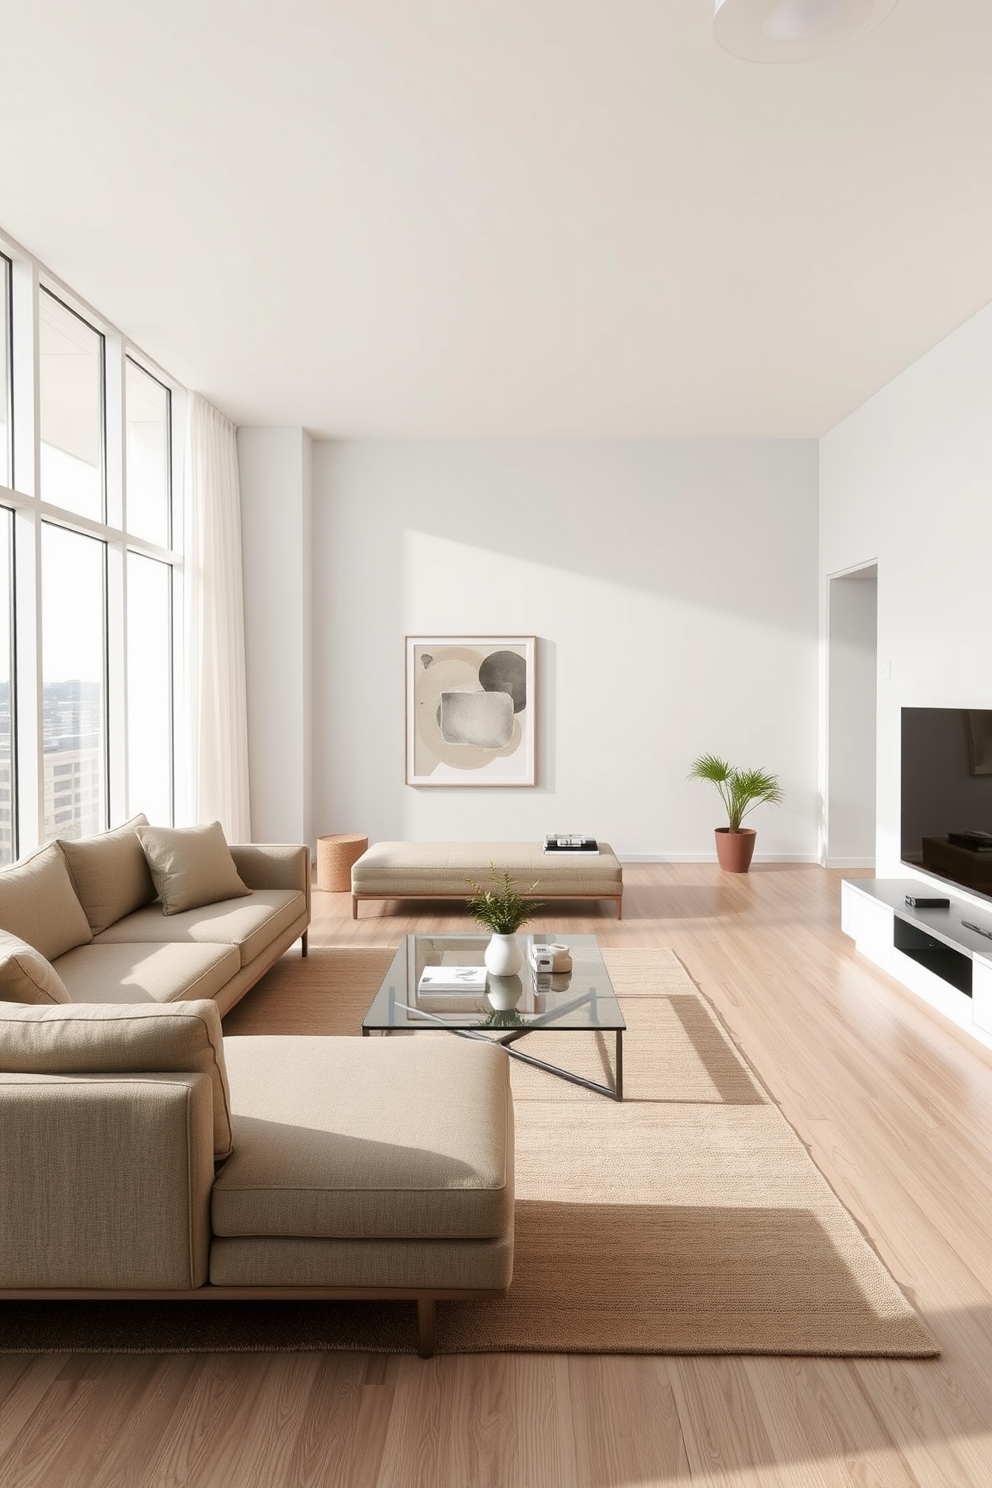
[183,393,252,841]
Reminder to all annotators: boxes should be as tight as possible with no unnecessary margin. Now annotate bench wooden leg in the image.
[417,1296,437,1358]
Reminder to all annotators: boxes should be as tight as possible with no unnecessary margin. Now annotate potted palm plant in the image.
[466,863,542,975]
[688,753,783,873]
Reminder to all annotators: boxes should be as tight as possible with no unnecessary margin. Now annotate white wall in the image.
[237,426,314,845]
[312,440,819,859]
[820,299,992,878]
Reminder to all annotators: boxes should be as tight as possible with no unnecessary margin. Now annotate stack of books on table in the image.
[416,964,488,1015]
[543,834,599,853]
[417,965,488,995]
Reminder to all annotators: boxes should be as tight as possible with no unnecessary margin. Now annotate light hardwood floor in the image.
[2,863,991,1487]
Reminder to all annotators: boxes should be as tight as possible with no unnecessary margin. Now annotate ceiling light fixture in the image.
[713,0,901,63]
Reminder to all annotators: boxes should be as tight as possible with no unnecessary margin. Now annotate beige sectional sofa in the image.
[0,999,515,1355]
[0,816,310,1015]
[0,820,516,1353]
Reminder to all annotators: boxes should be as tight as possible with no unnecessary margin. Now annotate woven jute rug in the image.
[0,946,939,1357]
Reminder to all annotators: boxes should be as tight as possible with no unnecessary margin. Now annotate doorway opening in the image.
[826,564,878,868]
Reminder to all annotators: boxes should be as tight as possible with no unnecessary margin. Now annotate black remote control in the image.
[905,895,950,908]
[961,919,992,940]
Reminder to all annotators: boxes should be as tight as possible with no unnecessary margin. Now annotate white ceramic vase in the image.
[484,932,524,977]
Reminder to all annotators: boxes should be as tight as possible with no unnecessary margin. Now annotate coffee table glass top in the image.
[362,933,625,1034]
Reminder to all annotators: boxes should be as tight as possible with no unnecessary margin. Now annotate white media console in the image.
[841,878,992,1052]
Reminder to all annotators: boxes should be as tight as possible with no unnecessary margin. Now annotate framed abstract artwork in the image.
[406,636,536,786]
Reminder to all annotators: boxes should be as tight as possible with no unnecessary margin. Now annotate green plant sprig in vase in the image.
[467,862,542,976]
[466,862,542,934]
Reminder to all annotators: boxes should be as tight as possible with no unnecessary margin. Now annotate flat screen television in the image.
[901,707,992,901]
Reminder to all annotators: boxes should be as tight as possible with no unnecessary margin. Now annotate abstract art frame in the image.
[405,635,537,786]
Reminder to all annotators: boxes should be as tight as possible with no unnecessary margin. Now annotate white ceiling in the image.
[2,0,991,439]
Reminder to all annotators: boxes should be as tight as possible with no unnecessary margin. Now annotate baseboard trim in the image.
[619,853,820,864]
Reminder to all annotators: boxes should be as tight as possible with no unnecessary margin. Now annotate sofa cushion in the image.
[0,842,94,959]
[58,813,157,935]
[54,942,242,1006]
[137,821,252,916]
[0,999,233,1160]
[213,1036,513,1241]
[93,889,306,968]
[0,930,71,1005]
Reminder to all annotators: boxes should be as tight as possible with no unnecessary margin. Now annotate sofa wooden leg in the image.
[301,931,308,958]
[417,1296,436,1358]
[352,895,359,921]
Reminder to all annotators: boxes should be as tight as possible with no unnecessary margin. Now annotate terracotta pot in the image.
[714,827,757,873]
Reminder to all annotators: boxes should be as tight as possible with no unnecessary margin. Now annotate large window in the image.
[0,509,14,865]
[39,290,105,521]
[0,253,10,488]
[0,258,12,862]
[0,230,183,855]
[126,358,171,547]
[127,551,173,825]
[42,524,107,840]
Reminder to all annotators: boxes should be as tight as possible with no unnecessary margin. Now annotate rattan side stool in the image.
[316,833,369,893]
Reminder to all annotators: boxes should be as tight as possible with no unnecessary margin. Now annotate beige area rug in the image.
[0,947,939,1357]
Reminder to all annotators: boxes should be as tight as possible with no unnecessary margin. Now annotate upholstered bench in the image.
[351,841,623,919]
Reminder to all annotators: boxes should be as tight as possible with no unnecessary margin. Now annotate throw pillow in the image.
[0,841,94,960]
[0,999,234,1160]
[0,929,71,1004]
[58,813,157,936]
[137,821,252,917]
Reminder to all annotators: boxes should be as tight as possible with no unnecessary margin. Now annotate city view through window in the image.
[39,290,108,845]
[41,523,107,842]
[0,252,179,863]
[0,262,10,862]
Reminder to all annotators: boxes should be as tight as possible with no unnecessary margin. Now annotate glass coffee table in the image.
[361,933,625,1100]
